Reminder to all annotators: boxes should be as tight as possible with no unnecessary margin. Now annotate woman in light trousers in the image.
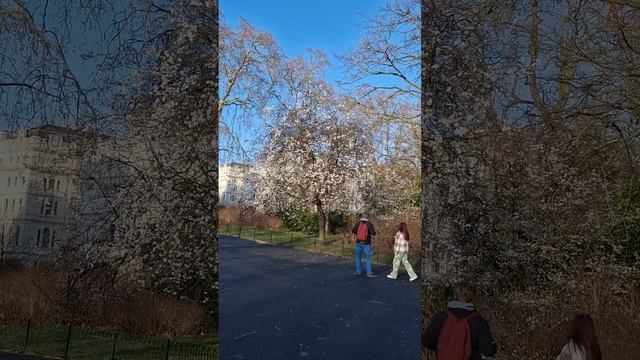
[387,222,418,281]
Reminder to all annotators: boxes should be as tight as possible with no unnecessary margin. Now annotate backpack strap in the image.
[462,311,478,321]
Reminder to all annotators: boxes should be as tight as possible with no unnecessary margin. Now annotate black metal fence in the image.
[0,320,217,360]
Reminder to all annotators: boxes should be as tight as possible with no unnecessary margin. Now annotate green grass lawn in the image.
[219,224,421,269]
[0,324,217,360]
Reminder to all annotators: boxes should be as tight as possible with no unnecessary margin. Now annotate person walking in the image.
[423,283,497,360]
[556,313,602,360]
[352,215,377,278]
[387,222,418,281]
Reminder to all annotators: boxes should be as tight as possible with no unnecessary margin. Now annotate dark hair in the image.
[397,222,409,241]
[453,283,475,302]
[568,313,602,360]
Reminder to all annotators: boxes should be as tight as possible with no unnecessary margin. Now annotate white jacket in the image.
[556,341,587,360]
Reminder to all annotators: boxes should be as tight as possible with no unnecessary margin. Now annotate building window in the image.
[22,177,25,186]
[51,231,56,248]
[37,229,41,246]
[19,198,23,211]
[14,177,17,186]
[44,200,53,216]
[56,180,60,191]
[4,198,7,212]
[53,201,58,216]
[49,178,55,190]
[40,199,45,214]
[11,199,15,213]
[42,228,50,248]
[230,194,236,203]
[14,226,19,245]
[43,178,47,189]
[7,177,10,187]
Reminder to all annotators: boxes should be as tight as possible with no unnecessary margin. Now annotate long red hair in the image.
[397,222,409,241]
[568,313,602,360]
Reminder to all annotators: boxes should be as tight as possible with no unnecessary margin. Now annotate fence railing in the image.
[0,320,217,360]
[219,223,421,269]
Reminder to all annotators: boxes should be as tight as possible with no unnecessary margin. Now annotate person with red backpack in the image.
[423,283,497,360]
[351,215,377,278]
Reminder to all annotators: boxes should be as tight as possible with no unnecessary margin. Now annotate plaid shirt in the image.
[394,231,409,253]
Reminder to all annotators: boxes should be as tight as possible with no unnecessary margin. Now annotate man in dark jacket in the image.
[351,215,377,278]
[423,283,497,360]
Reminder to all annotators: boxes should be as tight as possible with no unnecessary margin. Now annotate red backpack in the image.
[356,222,369,241]
[437,311,477,360]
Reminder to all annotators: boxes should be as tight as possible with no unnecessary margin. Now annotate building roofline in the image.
[221,162,252,168]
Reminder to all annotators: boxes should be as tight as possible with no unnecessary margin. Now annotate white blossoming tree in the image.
[421,0,640,357]
[0,0,219,333]
[255,53,373,243]
[104,0,218,326]
[29,0,219,329]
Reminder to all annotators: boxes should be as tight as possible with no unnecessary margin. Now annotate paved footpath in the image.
[219,236,421,360]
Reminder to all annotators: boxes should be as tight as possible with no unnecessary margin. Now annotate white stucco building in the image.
[0,125,107,265]
[219,162,253,206]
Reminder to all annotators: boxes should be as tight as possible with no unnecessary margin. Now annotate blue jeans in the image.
[354,243,373,275]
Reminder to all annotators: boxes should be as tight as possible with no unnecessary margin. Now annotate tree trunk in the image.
[318,210,326,244]
[422,3,452,357]
[316,196,326,244]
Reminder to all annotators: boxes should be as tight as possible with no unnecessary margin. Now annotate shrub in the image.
[603,177,640,267]
[410,179,421,207]
[369,210,421,263]
[218,206,240,225]
[281,209,319,233]
[218,206,283,229]
[328,212,351,234]
[279,210,359,234]
[0,268,209,336]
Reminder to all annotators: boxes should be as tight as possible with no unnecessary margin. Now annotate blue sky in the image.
[221,0,384,85]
